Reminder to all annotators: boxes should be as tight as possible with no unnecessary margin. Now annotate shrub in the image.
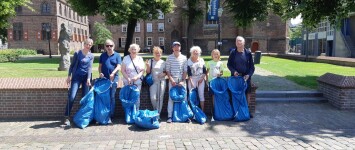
[0,49,36,62]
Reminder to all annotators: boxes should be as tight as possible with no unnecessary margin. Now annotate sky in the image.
[290,14,303,25]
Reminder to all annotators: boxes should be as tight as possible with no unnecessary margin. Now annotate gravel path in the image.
[252,66,311,91]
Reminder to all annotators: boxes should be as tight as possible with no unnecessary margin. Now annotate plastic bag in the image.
[135,110,160,129]
[228,76,250,121]
[120,85,140,124]
[73,88,95,129]
[93,78,112,125]
[189,88,206,124]
[210,77,233,121]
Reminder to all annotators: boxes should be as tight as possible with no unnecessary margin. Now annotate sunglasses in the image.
[106,45,113,48]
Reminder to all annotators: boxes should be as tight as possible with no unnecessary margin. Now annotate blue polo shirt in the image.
[99,52,122,81]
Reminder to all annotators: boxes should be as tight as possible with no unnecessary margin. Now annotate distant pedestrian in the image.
[99,39,122,123]
[145,46,166,114]
[206,49,225,108]
[121,43,145,110]
[187,46,207,111]
[64,38,94,126]
[165,41,188,123]
[227,36,255,117]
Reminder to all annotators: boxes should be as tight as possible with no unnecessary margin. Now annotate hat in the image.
[172,41,181,46]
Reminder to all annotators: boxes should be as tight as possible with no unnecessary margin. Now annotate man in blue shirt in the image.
[99,39,122,122]
[227,36,255,117]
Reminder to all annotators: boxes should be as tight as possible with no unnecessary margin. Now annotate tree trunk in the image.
[124,19,138,56]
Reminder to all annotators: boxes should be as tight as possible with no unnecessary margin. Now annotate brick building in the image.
[8,0,288,56]
[7,0,89,55]
[89,0,288,55]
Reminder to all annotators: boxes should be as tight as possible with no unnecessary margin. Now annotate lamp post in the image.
[46,26,52,58]
[266,22,270,54]
[217,7,223,50]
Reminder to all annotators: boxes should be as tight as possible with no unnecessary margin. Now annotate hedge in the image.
[0,49,37,62]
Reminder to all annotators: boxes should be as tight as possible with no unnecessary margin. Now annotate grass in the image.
[1,55,354,90]
[256,56,355,89]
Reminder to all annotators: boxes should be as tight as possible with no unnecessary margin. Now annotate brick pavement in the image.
[1,102,355,149]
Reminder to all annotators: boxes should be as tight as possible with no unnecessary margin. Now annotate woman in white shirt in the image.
[121,43,145,110]
[145,47,166,114]
[187,46,207,111]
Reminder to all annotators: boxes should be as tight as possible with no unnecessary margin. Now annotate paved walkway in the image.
[1,103,355,149]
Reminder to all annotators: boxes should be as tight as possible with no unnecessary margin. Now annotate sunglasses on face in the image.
[106,45,113,48]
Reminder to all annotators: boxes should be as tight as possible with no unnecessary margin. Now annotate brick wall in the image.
[318,73,355,109]
[0,78,257,119]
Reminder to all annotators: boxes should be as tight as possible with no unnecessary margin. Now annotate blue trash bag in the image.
[169,86,186,102]
[135,110,160,129]
[73,88,95,129]
[189,88,207,124]
[119,85,140,124]
[170,86,193,122]
[228,76,250,121]
[93,78,112,125]
[210,77,233,121]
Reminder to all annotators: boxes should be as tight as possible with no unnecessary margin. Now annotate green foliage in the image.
[0,49,36,62]
[290,25,302,41]
[0,0,32,41]
[68,0,174,56]
[93,22,112,46]
[225,0,271,27]
[272,0,355,28]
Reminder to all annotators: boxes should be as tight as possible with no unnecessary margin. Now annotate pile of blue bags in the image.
[73,78,112,129]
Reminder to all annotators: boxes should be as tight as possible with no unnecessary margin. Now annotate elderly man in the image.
[227,36,255,117]
[99,39,122,123]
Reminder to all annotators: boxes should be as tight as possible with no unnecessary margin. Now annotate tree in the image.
[68,0,174,56]
[185,0,205,57]
[0,0,31,43]
[93,22,112,50]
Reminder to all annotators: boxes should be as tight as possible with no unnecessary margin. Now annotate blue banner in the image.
[208,0,219,21]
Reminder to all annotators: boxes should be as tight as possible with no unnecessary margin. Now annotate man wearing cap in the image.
[165,41,188,123]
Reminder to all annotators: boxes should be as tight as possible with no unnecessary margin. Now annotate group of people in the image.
[63,35,255,126]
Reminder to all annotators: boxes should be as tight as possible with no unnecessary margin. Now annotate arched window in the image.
[59,4,62,15]
[41,2,51,14]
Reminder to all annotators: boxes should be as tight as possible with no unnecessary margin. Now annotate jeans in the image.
[65,75,89,116]
[110,81,117,118]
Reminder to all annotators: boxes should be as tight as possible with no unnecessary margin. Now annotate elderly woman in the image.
[145,46,166,114]
[187,46,207,111]
[64,38,94,126]
[121,43,145,110]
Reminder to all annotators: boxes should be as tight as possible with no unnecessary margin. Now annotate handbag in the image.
[143,59,154,86]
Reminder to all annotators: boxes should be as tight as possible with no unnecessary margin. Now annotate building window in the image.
[158,23,164,32]
[41,2,51,14]
[158,10,164,19]
[147,37,153,46]
[41,23,51,40]
[59,4,62,15]
[168,18,172,23]
[121,37,126,48]
[69,9,72,19]
[74,12,76,21]
[147,23,152,32]
[159,37,164,46]
[135,23,140,32]
[135,37,140,44]
[64,6,67,17]
[13,22,23,41]
[122,24,127,32]
[15,6,22,14]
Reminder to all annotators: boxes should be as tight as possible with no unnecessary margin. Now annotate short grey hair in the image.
[105,39,114,46]
[129,43,141,52]
[236,36,245,44]
[190,46,202,56]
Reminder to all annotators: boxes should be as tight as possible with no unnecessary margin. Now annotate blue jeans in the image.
[65,75,89,116]
[110,81,117,118]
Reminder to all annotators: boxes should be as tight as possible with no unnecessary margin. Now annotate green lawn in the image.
[256,56,355,89]
[1,56,354,90]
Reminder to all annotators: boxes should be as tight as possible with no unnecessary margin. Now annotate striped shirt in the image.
[166,53,187,78]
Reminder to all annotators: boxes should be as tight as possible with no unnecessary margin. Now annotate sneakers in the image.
[167,117,172,123]
[63,116,71,126]
[107,118,113,125]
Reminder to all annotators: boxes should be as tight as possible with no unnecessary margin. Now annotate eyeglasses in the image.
[106,45,113,48]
